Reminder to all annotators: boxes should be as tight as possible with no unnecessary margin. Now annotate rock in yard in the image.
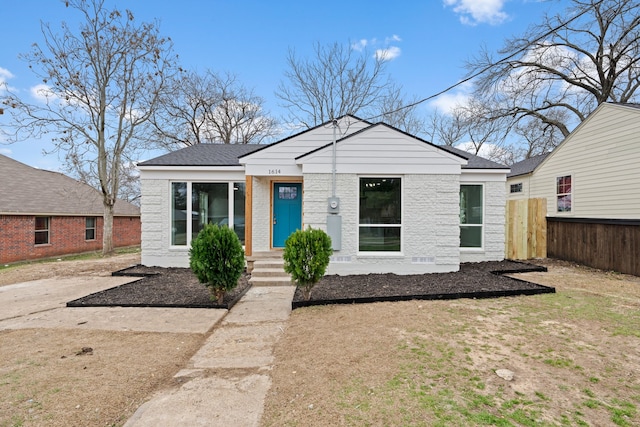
[495,369,514,381]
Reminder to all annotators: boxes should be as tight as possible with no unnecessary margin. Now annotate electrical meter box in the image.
[327,196,340,214]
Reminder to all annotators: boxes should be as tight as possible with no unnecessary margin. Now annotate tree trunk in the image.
[102,203,115,256]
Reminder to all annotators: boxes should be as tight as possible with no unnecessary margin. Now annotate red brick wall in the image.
[0,215,141,264]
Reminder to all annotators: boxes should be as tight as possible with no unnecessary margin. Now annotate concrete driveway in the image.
[0,276,226,333]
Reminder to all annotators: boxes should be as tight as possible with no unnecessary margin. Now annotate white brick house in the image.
[138,116,509,274]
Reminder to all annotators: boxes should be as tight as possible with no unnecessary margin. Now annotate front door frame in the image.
[271,180,303,249]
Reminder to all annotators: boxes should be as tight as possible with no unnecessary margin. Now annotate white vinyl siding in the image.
[528,104,640,219]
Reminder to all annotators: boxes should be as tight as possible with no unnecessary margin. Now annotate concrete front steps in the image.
[248,252,293,287]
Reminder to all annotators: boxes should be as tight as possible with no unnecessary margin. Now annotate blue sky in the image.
[0,0,566,171]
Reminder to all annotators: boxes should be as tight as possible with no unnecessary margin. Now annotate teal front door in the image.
[272,183,302,248]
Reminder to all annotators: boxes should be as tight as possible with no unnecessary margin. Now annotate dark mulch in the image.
[292,260,554,309]
[67,266,251,309]
[66,260,552,310]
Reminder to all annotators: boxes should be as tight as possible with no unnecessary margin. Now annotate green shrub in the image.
[283,227,333,300]
[189,223,245,304]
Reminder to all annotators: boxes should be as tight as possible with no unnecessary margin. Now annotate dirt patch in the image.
[263,259,640,426]
[0,251,141,287]
[0,252,207,427]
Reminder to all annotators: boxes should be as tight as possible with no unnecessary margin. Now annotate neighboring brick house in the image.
[138,116,509,274]
[0,154,141,264]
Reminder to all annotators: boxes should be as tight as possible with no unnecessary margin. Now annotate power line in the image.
[362,0,604,122]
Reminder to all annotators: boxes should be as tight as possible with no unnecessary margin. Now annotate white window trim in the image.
[556,174,573,214]
[169,180,242,248]
[460,183,485,252]
[356,175,403,256]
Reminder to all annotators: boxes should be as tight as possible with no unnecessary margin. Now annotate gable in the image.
[529,103,640,218]
[296,123,468,174]
[239,115,370,176]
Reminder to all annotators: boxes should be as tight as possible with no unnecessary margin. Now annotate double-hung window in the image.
[35,216,50,245]
[171,181,246,246]
[460,185,483,248]
[556,175,572,212]
[358,177,401,252]
[85,217,96,240]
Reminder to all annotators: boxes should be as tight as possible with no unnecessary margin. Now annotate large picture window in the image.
[359,177,401,252]
[556,175,572,212]
[460,185,483,248]
[171,181,246,246]
[35,216,50,245]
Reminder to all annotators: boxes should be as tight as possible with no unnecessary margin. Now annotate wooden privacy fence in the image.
[547,218,640,277]
[505,198,547,260]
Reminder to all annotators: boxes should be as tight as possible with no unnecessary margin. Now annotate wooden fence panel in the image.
[505,198,547,260]
[547,218,640,276]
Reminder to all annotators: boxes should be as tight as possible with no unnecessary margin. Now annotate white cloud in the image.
[375,46,402,61]
[0,67,16,92]
[443,0,509,25]
[429,81,473,113]
[352,39,368,51]
[30,84,58,103]
[0,147,12,156]
[353,35,403,62]
[456,141,511,163]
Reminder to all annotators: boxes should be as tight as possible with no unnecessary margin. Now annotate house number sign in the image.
[268,168,282,175]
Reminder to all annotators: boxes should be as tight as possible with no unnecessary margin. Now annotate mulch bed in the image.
[66,260,553,310]
[291,260,554,309]
[67,266,251,309]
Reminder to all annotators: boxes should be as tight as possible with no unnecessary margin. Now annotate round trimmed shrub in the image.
[283,227,333,300]
[189,223,245,304]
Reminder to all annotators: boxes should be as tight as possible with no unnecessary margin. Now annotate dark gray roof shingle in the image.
[0,154,140,216]
[507,153,550,178]
[437,145,510,169]
[138,144,262,166]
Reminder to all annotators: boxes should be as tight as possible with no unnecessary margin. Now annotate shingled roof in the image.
[437,145,510,170]
[507,153,550,178]
[138,144,262,167]
[0,154,140,216]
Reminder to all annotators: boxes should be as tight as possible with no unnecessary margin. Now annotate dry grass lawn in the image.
[263,259,640,427]
[1,253,639,426]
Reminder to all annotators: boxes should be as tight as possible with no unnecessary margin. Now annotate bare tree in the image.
[378,84,429,137]
[1,0,177,254]
[276,41,392,128]
[153,70,278,148]
[467,0,640,151]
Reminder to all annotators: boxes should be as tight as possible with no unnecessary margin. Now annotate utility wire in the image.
[362,0,605,123]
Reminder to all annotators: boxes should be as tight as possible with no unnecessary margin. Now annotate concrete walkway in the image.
[124,286,296,427]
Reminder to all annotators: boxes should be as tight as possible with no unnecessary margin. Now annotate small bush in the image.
[283,227,333,300]
[189,223,245,304]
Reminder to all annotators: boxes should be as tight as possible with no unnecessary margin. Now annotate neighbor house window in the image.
[171,181,246,246]
[460,185,483,248]
[85,217,96,240]
[35,216,50,245]
[359,177,401,252]
[510,183,523,193]
[557,175,572,212]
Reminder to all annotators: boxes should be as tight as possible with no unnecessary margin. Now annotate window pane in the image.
[460,185,483,225]
[460,226,482,248]
[359,178,401,224]
[557,194,572,212]
[192,183,229,239]
[35,217,49,245]
[85,217,96,240]
[233,182,246,244]
[359,226,401,252]
[171,182,187,245]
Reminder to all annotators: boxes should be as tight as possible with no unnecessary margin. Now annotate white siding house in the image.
[507,103,640,218]
[505,103,640,276]
[139,116,509,275]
